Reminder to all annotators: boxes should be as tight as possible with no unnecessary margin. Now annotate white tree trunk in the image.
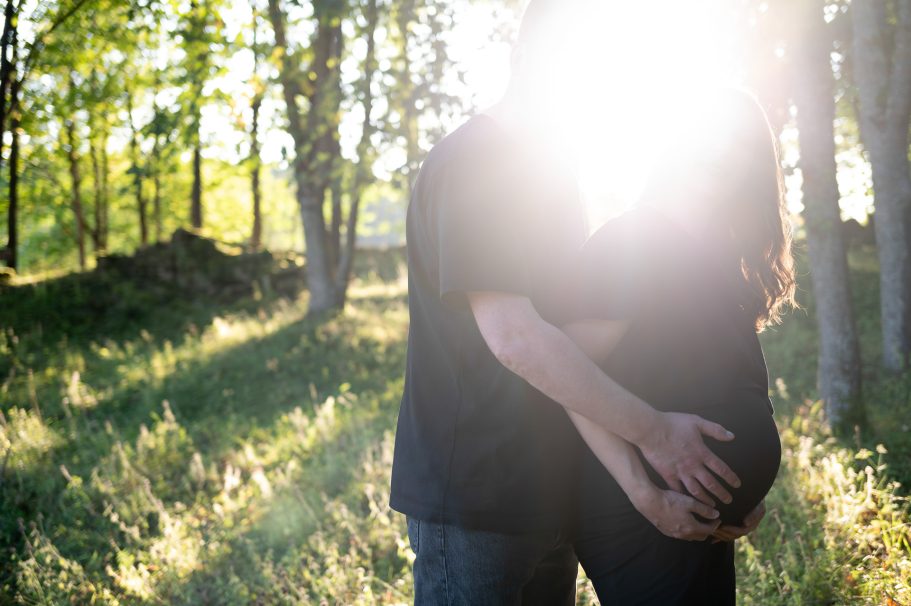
[792,0,864,428]
[853,0,911,371]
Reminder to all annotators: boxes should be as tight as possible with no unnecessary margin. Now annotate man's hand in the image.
[637,412,741,506]
[631,485,722,542]
[712,500,766,543]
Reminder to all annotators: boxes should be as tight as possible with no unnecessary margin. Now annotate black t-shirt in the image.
[390,115,587,533]
[572,205,777,520]
[574,205,771,414]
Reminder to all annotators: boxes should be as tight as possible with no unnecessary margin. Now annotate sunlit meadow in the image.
[2,0,909,604]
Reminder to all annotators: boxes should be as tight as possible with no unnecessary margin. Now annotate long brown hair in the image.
[648,89,797,331]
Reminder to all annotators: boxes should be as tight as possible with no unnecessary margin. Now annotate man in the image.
[390,2,761,603]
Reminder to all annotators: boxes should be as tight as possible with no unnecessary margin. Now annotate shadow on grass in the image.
[0,283,409,602]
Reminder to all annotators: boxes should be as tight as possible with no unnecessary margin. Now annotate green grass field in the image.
[1,249,909,605]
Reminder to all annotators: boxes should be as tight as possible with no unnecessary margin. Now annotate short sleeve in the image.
[436,156,532,305]
[573,211,660,321]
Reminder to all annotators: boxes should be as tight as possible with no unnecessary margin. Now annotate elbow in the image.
[469,293,541,374]
[485,323,533,374]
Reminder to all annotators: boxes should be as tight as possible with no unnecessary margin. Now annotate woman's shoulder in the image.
[583,206,673,264]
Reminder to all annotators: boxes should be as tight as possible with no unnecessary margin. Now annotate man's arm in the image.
[468,291,741,503]
[568,410,721,540]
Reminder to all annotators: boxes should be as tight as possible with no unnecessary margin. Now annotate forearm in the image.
[470,292,740,500]
[568,410,656,505]
[498,314,658,444]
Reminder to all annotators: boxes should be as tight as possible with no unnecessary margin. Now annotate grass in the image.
[0,246,909,604]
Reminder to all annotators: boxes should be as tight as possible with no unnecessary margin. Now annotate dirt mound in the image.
[93,229,306,299]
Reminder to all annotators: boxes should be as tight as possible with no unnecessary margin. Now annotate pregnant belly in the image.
[577,393,781,528]
[676,394,781,526]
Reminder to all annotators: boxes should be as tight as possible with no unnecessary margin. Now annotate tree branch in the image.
[20,0,95,90]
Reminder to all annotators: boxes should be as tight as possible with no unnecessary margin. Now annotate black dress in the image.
[570,205,781,605]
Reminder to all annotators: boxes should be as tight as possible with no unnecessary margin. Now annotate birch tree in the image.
[852,0,911,371]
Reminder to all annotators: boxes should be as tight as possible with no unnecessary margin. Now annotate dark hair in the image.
[649,89,797,331]
[725,91,797,331]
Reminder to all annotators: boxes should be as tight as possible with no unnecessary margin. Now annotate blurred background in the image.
[1,0,910,604]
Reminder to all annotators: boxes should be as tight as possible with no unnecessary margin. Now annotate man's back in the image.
[390,114,587,533]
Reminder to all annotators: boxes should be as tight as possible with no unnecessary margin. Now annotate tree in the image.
[176,0,226,231]
[386,0,464,196]
[335,0,379,304]
[267,0,349,313]
[248,5,266,251]
[787,0,864,429]
[0,0,95,271]
[852,0,911,371]
[63,74,87,269]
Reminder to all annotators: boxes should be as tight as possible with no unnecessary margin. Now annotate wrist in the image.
[628,406,664,448]
[626,475,660,511]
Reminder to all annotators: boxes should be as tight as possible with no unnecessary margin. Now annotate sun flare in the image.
[459,1,748,222]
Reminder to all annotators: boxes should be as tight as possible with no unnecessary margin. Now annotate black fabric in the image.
[574,507,736,606]
[390,115,587,534]
[571,205,781,599]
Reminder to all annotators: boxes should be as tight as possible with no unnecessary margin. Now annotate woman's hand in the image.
[630,483,722,542]
[712,500,766,543]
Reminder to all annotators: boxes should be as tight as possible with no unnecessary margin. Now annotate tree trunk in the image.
[90,132,101,252]
[127,90,148,245]
[153,152,162,243]
[250,94,263,251]
[1,9,18,271]
[149,126,162,242]
[336,187,361,307]
[329,173,342,272]
[395,5,420,197]
[89,124,105,254]
[296,180,336,311]
[266,0,341,314]
[336,0,379,305]
[65,119,87,270]
[0,0,17,164]
[853,0,911,371]
[5,112,18,270]
[792,0,863,430]
[100,129,109,251]
[191,122,203,230]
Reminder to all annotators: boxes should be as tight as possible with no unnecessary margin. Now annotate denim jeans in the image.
[407,517,578,606]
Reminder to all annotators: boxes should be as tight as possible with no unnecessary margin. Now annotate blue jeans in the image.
[407,517,578,606]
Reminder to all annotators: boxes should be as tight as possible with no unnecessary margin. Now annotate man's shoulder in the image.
[420,115,505,179]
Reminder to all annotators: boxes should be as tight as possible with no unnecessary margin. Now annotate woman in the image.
[564,89,796,604]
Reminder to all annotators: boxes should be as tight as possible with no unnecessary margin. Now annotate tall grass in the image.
[1,261,910,604]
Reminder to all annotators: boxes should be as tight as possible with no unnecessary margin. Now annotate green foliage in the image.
[2,250,911,604]
[736,400,911,605]
[0,261,412,603]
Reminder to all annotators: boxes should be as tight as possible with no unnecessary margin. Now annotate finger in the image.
[701,449,741,489]
[715,525,746,541]
[683,496,720,521]
[682,475,715,507]
[659,470,685,494]
[714,526,740,537]
[698,419,735,442]
[743,501,767,527]
[695,469,733,504]
[686,519,721,541]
